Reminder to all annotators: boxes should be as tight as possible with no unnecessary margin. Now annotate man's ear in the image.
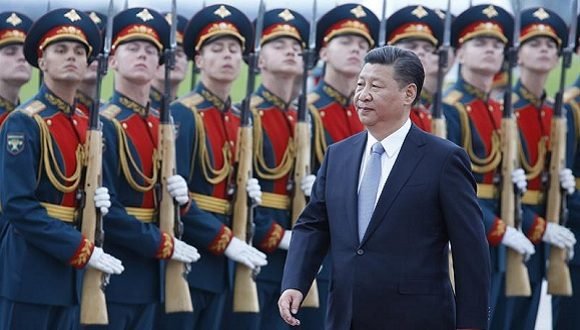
[38,57,46,71]
[108,54,117,69]
[319,46,328,62]
[404,83,418,106]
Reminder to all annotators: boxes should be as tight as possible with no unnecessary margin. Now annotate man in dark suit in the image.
[278,46,490,330]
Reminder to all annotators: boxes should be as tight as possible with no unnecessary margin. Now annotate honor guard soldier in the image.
[502,7,576,330]
[0,12,32,125]
[161,4,266,330]
[302,4,378,329]
[234,8,312,330]
[442,4,535,326]
[149,12,188,111]
[0,8,123,329]
[555,13,580,330]
[94,7,200,330]
[386,5,442,132]
[76,11,106,117]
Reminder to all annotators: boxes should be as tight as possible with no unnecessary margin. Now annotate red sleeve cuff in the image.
[259,223,285,253]
[207,225,233,255]
[156,232,175,259]
[487,218,507,246]
[69,235,95,269]
[527,216,547,244]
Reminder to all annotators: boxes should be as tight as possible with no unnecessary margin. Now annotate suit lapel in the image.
[360,126,426,246]
[337,132,366,245]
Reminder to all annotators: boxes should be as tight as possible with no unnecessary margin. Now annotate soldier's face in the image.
[196,37,242,83]
[457,37,504,76]
[0,44,31,86]
[39,41,88,84]
[354,63,416,131]
[259,37,303,77]
[110,41,160,85]
[428,47,455,77]
[320,35,369,78]
[394,39,435,74]
[518,37,559,74]
[155,45,188,84]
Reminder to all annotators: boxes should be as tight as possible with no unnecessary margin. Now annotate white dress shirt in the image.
[358,119,411,208]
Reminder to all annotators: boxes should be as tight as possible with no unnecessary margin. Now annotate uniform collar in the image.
[257,85,292,110]
[112,91,149,117]
[0,94,17,112]
[75,90,94,111]
[194,83,231,112]
[40,85,75,115]
[455,75,490,102]
[515,80,545,108]
[319,80,351,107]
[150,87,162,103]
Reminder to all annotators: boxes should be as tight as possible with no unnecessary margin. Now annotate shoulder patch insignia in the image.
[443,90,463,105]
[7,133,25,155]
[19,100,45,117]
[179,93,204,109]
[100,104,122,119]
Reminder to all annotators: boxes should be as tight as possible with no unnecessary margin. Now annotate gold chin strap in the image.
[455,102,501,173]
[112,119,158,193]
[252,107,296,180]
[192,109,232,185]
[34,115,83,193]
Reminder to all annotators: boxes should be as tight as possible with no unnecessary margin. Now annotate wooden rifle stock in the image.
[546,116,572,296]
[501,118,531,296]
[79,127,108,325]
[231,124,260,312]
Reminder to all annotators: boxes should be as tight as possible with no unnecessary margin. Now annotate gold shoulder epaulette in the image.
[19,100,46,117]
[443,90,462,105]
[564,86,579,103]
[250,95,264,109]
[178,93,204,109]
[307,92,320,105]
[100,104,122,120]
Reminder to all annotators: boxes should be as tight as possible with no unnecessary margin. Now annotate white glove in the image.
[543,223,576,253]
[224,237,268,270]
[300,175,316,197]
[87,246,124,275]
[560,168,575,195]
[511,168,527,193]
[167,175,189,206]
[94,187,111,216]
[278,230,292,250]
[246,178,262,205]
[171,238,201,263]
[501,227,536,261]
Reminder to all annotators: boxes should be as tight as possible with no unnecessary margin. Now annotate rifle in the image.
[79,0,113,325]
[189,0,205,91]
[502,0,531,297]
[377,0,387,48]
[231,0,265,313]
[158,0,193,313]
[546,0,578,296]
[292,0,319,309]
[431,0,451,138]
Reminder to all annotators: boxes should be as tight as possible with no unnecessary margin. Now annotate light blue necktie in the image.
[358,142,385,242]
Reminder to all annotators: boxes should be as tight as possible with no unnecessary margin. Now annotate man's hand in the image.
[246,178,262,205]
[94,187,111,216]
[87,247,124,275]
[278,289,303,326]
[560,168,575,195]
[300,174,316,197]
[224,237,268,270]
[167,175,189,205]
[501,227,535,261]
[171,238,201,263]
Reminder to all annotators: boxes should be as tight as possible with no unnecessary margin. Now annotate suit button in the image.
[356,249,364,256]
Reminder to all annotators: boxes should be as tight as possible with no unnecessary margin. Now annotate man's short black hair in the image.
[364,46,425,105]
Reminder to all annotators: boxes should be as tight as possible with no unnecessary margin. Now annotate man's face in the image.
[39,41,88,84]
[155,45,188,84]
[457,37,504,76]
[354,63,415,129]
[395,39,435,75]
[195,37,243,84]
[0,44,31,86]
[259,37,303,77]
[110,40,160,85]
[518,36,559,74]
[320,35,370,77]
[427,47,456,77]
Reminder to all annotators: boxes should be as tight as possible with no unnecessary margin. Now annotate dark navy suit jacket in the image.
[282,125,491,330]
